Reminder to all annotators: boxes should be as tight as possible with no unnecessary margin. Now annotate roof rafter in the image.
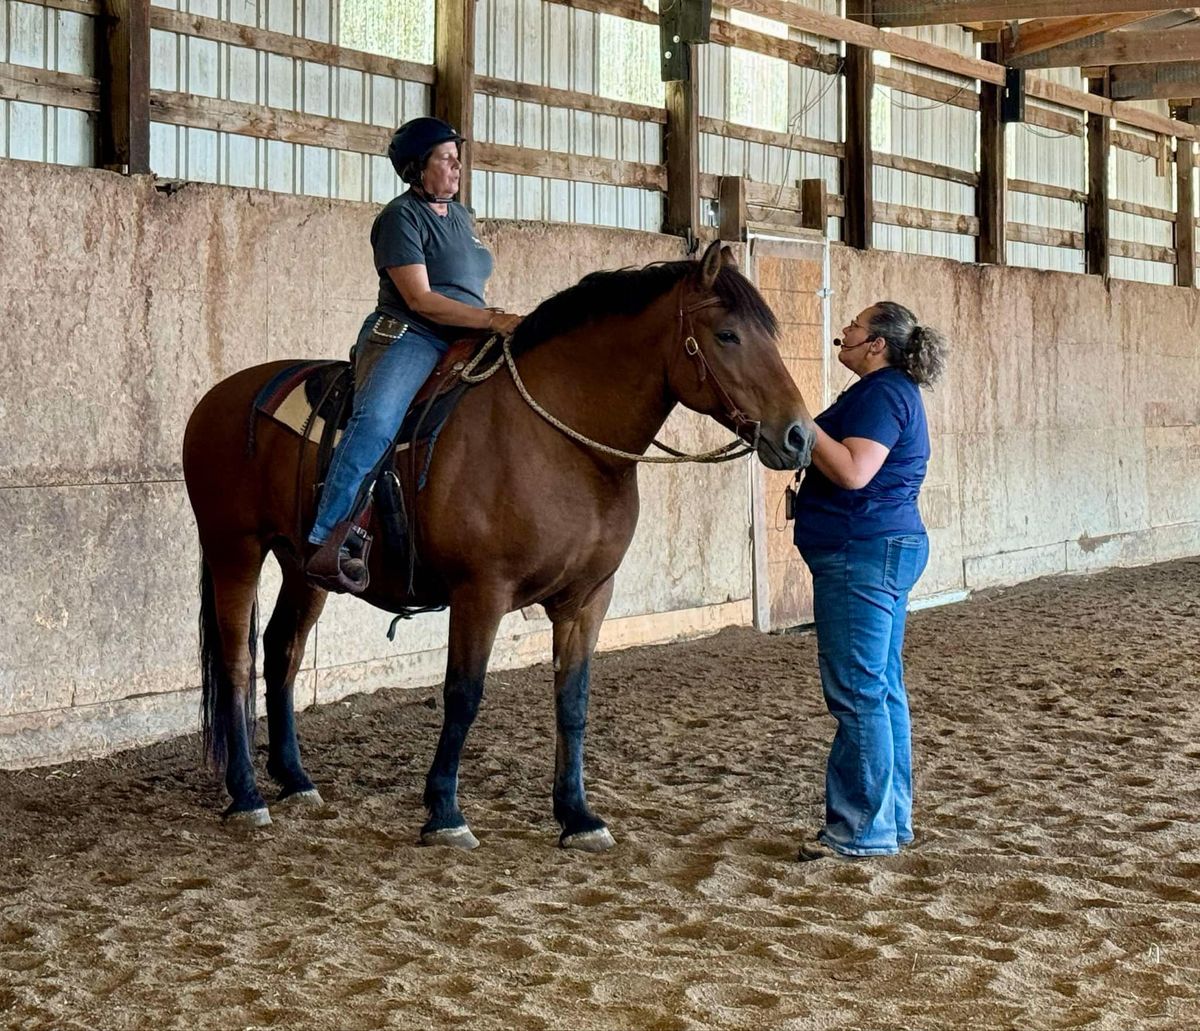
[1009,26,1200,68]
[1110,60,1200,98]
[857,1,1189,27]
[1002,14,1155,59]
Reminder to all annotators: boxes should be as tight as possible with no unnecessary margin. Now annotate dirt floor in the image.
[1,558,1199,1030]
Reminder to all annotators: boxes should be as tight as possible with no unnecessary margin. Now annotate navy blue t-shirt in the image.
[793,366,930,549]
[371,190,494,341]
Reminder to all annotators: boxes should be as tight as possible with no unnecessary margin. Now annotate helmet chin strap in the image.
[415,182,455,204]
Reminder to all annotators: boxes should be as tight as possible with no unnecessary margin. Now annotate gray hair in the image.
[867,301,947,387]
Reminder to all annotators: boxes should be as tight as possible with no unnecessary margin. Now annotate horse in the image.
[182,240,817,850]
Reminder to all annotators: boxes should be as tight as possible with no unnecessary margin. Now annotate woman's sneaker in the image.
[797,837,864,863]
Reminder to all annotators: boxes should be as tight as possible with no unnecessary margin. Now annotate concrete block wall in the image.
[2,160,1196,768]
[0,161,751,768]
[832,247,1200,594]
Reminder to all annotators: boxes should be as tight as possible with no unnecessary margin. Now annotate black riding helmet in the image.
[387,116,465,185]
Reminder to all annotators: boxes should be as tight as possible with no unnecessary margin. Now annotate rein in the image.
[461,283,759,465]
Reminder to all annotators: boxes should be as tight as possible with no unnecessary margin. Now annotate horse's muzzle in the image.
[757,421,815,471]
[784,422,816,470]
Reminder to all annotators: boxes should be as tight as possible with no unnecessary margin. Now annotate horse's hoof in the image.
[560,827,616,852]
[420,825,480,850]
[279,788,324,808]
[224,807,272,829]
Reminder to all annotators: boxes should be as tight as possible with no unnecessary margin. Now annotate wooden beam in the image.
[1110,62,1200,101]
[1024,101,1085,136]
[875,150,978,186]
[435,0,475,208]
[708,19,841,74]
[725,0,1006,84]
[843,23,873,250]
[149,90,392,153]
[474,142,666,190]
[1110,196,1176,221]
[1009,178,1088,204]
[97,0,150,173]
[543,0,656,24]
[664,48,700,240]
[801,179,827,232]
[1111,238,1175,262]
[724,0,1200,140]
[697,116,844,159]
[1007,221,1084,249]
[1010,28,1200,69]
[1177,133,1197,285]
[1086,76,1112,277]
[475,77,664,123]
[877,201,980,235]
[860,1,1186,27]
[719,176,748,242]
[1026,76,1195,139]
[0,62,99,111]
[150,9,435,84]
[1002,14,1154,60]
[875,65,980,110]
[977,41,1005,264]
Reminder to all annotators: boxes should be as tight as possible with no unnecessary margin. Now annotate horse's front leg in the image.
[549,578,616,852]
[421,588,505,849]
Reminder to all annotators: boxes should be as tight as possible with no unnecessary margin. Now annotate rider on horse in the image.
[304,117,524,594]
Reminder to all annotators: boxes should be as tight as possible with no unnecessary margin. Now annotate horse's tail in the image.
[198,556,258,770]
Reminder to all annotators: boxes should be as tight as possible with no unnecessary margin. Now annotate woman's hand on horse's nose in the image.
[490,312,524,335]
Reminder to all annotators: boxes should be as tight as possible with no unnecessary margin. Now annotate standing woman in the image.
[305,117,523,594]
[793,301,948,861]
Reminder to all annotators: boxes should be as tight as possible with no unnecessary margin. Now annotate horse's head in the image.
[667,242,816,471]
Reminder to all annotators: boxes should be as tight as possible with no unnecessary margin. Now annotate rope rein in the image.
[458,300,757,465]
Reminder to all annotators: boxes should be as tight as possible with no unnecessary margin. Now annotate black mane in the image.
[508,259,779,358]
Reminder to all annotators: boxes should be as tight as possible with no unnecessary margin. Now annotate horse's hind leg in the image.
[421,589,506,849]
[548,577,616,852]
[200,540,270,826]
[263,562,327,805]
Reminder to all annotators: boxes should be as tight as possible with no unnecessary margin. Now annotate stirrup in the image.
[305,522,372,594]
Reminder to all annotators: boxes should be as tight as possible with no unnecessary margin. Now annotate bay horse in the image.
[182,241,816,850]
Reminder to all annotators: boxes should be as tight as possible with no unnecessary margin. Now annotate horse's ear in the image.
[699,239,724,289]
[720,245,738,270]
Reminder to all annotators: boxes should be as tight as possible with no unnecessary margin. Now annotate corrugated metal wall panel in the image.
[696,0,840,237]
[873,23,975,263]
[472,0,662,230]
[148,0,432,199]
[1008,69,1086,274]
[1,1,95,165]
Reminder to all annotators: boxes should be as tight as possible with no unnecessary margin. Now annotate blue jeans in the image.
[799,534,929,856]
[309,314,447,544]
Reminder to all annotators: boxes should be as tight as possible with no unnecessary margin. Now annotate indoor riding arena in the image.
[2,0,1199,1028]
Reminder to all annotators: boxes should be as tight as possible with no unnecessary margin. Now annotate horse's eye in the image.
[715,330,740,347]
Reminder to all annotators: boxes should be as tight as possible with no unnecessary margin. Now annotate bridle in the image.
[459,279,761,465]
[675,285,762,453]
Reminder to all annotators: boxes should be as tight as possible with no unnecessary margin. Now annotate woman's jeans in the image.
[799,534,930,856]
[308,314,447,545]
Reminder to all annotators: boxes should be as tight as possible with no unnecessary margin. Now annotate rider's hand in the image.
[489,311,524,335]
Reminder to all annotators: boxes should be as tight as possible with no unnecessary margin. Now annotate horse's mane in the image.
[508,259,779,358]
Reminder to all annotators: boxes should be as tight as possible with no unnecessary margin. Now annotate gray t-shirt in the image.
[371,190,495,341]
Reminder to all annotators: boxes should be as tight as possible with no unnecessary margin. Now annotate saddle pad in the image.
[254,360,349,445]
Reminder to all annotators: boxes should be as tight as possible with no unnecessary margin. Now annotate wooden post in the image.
[1085,75,1111,278]
[843,40,874,249]
[664,46,700,241]
[718,175,747,242]
[977,42,1006,264]
[435,0,475,208]
[97,0,150,173]
[1176,123,1196,288]
[800,178,827,233]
